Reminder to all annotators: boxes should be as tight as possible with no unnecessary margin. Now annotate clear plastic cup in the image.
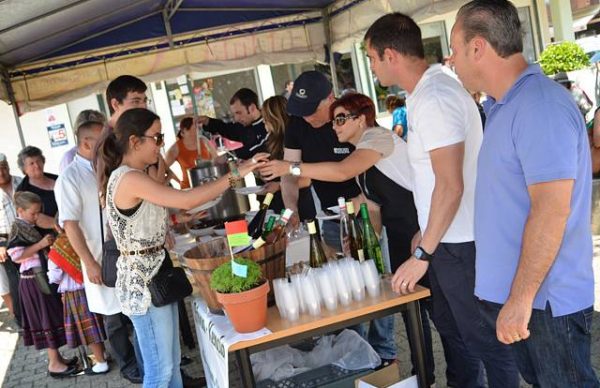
[290,273,307,314]
[301,271,322,316]
[315,268,338,311]
[279,282,300,321]
[272,278,288,319]
[325,261,352,306]
[360,259,381,298]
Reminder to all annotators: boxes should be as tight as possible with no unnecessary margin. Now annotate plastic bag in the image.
[251,329,381,382]
[304,329,381,370]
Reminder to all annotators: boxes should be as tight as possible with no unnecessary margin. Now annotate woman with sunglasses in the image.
[259,93,436,385]
[96,108,267,387]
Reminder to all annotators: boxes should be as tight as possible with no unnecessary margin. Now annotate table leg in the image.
[406,301,428,388]
[236,348,256,388]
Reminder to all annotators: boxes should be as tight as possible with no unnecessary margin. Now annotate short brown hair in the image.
[330,93,376,127]
[365,13,425,60]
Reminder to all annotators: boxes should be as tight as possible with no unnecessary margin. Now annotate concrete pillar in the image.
[549,0,575,42]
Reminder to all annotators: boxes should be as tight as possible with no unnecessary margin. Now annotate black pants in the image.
[428,242,517,388]
[104,312,140,375]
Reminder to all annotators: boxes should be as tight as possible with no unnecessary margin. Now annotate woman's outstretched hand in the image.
[259,160,291,181]
[238,153,270,176]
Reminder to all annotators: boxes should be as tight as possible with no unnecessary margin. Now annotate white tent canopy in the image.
[0,0,465,112]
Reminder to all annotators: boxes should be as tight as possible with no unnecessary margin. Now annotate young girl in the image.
[7,191,79,378]
[47,232,109,375]
[97,108,266,387]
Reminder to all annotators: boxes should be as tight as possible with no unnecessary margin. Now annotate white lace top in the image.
[106,165,167,316]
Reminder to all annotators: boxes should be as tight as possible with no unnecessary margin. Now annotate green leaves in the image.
[210,258,263,293]
[540,42,590,75]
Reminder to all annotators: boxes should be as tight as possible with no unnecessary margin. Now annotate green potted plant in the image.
[210,258,270,333]
[539,41,590,75]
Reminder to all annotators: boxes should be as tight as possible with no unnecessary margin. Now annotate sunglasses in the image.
[141,133,165,147]
[333,113,357,126]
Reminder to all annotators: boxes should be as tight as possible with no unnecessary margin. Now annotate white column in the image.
[255,65,276,103]
[549,0,575,42]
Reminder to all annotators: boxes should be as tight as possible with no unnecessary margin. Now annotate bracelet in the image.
[170,213,178,225]
[228,173,241,188]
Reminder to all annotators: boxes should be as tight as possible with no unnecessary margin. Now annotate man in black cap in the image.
[279,71,361,244]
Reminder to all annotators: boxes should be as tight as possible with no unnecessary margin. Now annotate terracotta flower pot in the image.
[216,281,270,333]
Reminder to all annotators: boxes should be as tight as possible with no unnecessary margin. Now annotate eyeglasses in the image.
[141,133,164,147]
[333,113,357,126]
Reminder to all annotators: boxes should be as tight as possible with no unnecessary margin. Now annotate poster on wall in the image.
[47,123,69,148]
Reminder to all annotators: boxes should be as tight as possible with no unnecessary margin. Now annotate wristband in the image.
[170,213,178,225]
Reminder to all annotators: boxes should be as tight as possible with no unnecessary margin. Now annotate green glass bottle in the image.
[307,220,327,268]
[359,203,385,274]
[261,215,277,239]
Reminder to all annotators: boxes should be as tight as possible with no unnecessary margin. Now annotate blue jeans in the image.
[479,300,600,388]
[128,302,182,388]
[429,242,518,388]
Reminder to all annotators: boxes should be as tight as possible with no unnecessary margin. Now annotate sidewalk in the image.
[2,238,600,387]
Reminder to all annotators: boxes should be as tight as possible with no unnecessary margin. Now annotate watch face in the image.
[414,248,423,260]
[291,165,301,176]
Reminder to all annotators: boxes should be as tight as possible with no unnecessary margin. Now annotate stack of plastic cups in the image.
[339,258,366,302]
[324,261,352,306]
[302,270,322,316]
[280,282,300,322]
[290,274,307,314]
[272,278,288,319]
[360,259,382,297]
[314,268,338,311]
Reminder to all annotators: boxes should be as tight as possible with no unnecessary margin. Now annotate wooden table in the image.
[230,282,431,388]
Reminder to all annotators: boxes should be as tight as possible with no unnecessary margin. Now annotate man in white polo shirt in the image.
[364,12,517,388]
[55,109,141,384]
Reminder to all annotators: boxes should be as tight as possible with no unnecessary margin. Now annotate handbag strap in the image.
[99,204,105,244]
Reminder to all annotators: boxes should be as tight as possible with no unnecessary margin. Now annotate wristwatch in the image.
[289,162,302,177]
[413,246,434,262]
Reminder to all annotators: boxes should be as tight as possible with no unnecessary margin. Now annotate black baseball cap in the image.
[287,71,333,117]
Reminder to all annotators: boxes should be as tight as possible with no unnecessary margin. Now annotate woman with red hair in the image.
[260,92,435,385]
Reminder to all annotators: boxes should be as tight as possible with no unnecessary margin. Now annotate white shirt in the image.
[406,64,482,243]
[55,153,121,315]
[356,127,413,191]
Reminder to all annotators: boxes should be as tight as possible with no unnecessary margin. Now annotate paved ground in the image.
[2,237,600,387]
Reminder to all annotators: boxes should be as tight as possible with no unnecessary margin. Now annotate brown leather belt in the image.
[120,245,164,257]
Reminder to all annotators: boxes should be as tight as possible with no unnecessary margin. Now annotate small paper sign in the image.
[231,259,248,278]
[225,220,250,247]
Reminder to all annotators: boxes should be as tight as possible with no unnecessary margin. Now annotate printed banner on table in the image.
[47,123,69,148]
[193,298,270,388]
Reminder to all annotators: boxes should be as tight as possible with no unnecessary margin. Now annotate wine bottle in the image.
[346,201,365,262]
[262,215,277,238]
[248,193,274,239]
[308,220,327,268]
[264,209,294,244]
[234,237,266,253]
[359,203,385,274]
[338,197,352,257]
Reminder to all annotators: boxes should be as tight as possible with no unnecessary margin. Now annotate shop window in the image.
[165,70,258,130]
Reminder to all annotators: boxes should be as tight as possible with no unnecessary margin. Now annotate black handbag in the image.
[99,206,119,288]
[148,251,193,307]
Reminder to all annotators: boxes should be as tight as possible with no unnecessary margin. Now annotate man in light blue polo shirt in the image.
[452,1,598,387]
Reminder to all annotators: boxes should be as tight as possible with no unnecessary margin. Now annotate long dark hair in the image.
[97,108,160,204]
[262,96,288,160]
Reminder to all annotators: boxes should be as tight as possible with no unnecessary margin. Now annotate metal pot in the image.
[188,161,249,222]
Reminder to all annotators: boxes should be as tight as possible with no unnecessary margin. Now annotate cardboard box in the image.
[355,364,418,388]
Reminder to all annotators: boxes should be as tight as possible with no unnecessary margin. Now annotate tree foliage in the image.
[539,41,590,75]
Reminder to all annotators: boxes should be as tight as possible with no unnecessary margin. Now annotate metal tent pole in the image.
[0,66,26,149]
[322,9,339,96]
